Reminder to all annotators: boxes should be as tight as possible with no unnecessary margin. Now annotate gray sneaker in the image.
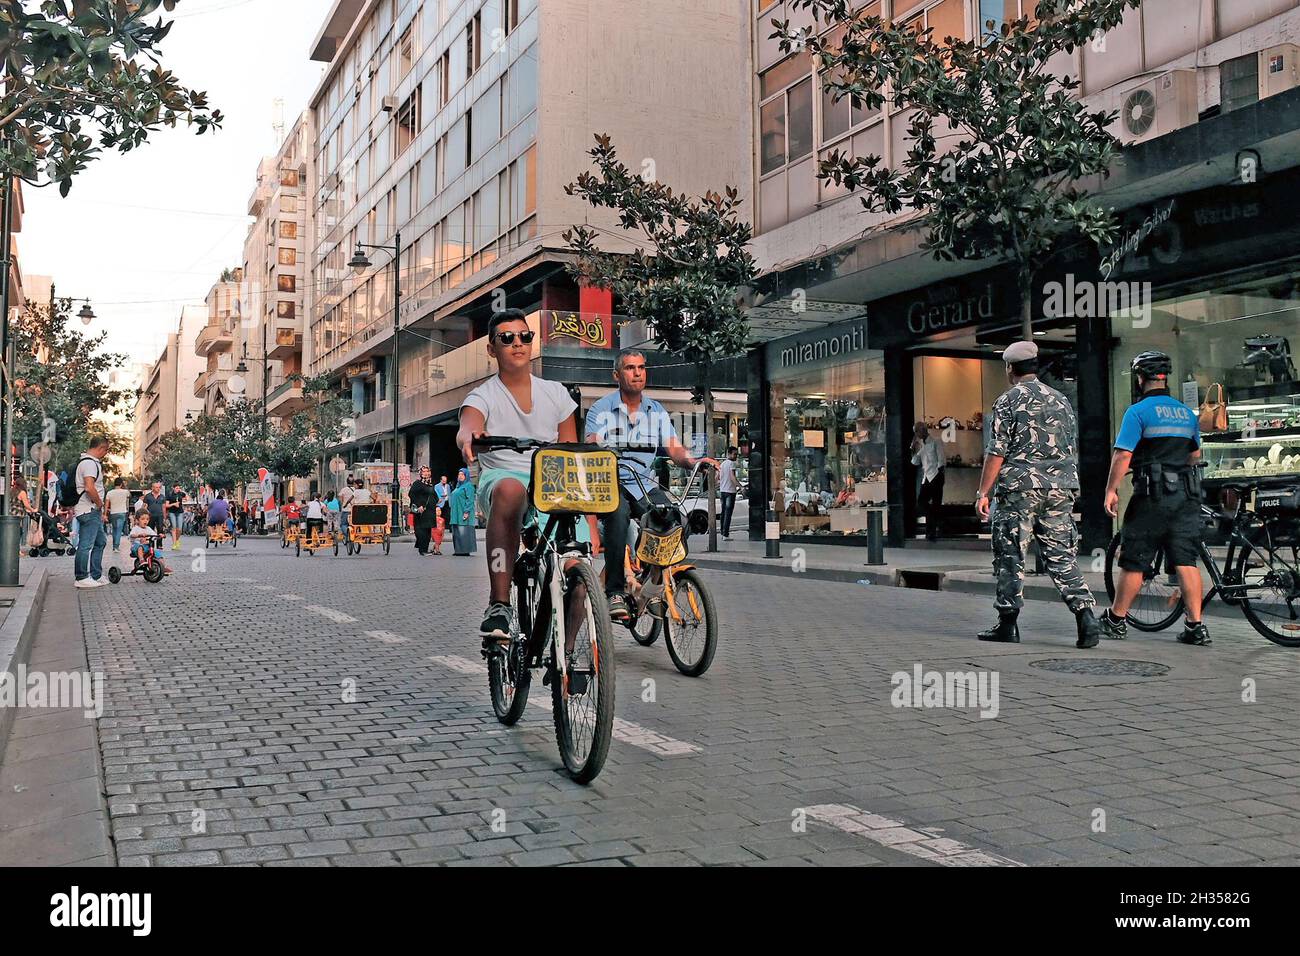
[1178,621,1212,646]
[1099,610,1128,640]
[479,602,514,651]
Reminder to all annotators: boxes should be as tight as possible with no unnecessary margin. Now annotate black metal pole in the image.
[262,320,268,439]
[390,231,401,534]
[0,173,19,585]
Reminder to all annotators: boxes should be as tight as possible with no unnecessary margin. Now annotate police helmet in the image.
[1130,350,1172,378]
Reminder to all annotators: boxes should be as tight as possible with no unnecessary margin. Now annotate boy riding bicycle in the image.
[457,309,590,649]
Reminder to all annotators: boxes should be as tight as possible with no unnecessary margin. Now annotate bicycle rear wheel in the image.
[551,561,614,784]
[1104,532,1184,632]
[1235,537,1300,647]
[664,569,718,676]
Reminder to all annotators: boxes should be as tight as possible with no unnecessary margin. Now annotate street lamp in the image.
[349,231,403,535]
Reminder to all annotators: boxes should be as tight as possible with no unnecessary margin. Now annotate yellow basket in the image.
[635,527,686,566]
[530,445,620,515]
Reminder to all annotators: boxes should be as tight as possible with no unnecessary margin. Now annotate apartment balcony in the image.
[248,181,272,218]
[265,375,307,418]
[193,367,234,399]
[195,321,234,357]
[267,322,303,362]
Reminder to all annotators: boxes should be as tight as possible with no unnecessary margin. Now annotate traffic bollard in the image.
[864,509,885,566]
[0,516,21,586]
[764,501,781,559]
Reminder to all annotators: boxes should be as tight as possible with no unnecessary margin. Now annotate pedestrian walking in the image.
[911,421,946,542]
[974,341,1101,648]
[434,473,451,526]
[142,481,167,535]
[72,436,111,589]
[1099,351,1211,646]
[449,467,477,556]
[166,482,186,550]
[719,446,740,539]
[409,466,437,555]
[105,477,131,556]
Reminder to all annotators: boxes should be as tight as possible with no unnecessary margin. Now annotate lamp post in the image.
[234,318,269,439]
[349,232,403,535]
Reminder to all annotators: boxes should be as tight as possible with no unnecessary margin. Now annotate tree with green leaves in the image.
[1,0,222,193]
[11,295,127,474]
[189,399,266,492]
[772,0,1142,339]
[145,426,206,492]
[265,375,351,487]
[564,133,757,550]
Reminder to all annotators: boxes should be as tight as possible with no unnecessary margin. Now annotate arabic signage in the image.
[543,310,611,349]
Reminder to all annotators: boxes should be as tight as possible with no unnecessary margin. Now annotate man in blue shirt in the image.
[585,348,714,621]
[1101,350,1210,645]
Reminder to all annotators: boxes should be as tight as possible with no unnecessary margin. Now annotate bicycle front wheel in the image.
[1104,532,1184,632]
[1236,537,1300,647]
[489,574,534,725]
[551,561,615,784]
[664,569,718,676]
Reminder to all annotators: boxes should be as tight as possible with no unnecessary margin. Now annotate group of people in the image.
[973,341,1210,649]
[407,467,477,557]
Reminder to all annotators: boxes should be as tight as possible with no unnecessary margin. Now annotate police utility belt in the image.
[1130,462,1201,500]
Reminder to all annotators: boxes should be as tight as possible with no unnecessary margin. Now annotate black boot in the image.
[978,611,1020,643]
[1075,608,1101,649]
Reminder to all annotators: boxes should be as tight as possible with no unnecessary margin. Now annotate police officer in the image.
[975,341,1101,647]
[1099,350,1210,645]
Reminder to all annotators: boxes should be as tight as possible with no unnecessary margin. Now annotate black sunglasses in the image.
[493,330,535,345]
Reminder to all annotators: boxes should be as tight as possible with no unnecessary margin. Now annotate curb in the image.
[0,566,50,761]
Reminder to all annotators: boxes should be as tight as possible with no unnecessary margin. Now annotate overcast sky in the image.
[19,0,335,365]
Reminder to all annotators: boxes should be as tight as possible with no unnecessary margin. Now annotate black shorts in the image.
[1118,492,1202,572]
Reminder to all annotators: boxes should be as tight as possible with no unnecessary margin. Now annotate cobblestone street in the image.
[4,535,1300,867]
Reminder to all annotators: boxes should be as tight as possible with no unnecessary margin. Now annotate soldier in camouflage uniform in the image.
[974,341,1101,648]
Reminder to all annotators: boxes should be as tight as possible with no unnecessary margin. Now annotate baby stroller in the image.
[28,512,75,557]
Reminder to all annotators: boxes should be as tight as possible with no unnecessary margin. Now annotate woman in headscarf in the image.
[449,467,477,556]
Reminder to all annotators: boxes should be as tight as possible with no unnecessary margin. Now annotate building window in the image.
[279,220,297,239]
[398,22,415,78]
[280,168,300,187]
[758,55,813,175]
[279,195,298,213]
[277,301,296,319]
[438,50,451,107]
[467,11,482,77]
[395,87,421,156]
[504,0,520,34]
[278,275,296,293]
[278,247,297,266]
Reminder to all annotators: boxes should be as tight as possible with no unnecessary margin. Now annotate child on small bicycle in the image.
[129,512,173,575]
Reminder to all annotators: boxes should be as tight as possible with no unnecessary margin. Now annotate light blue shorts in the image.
[476,468,591,544]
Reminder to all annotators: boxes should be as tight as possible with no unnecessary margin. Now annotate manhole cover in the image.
[1030,658,1170,677]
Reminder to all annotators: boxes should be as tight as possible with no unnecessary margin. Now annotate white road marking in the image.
[233,577,254,583]
[279,593,303,601]
[306,605,357,624]
[426,654,701,757]
[367,630,409,644]
[253,585,276,591]
[803,804,1023,867]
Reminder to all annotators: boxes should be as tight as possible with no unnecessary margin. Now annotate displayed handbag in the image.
[1198,383,1229,433]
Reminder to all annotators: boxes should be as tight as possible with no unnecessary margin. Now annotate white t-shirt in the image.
[129,523,154,542]
[74,455,103,516]
[719,458,739,494]
[305,500,325,520]
[351,487,373,505]
[106,487,132,514]
[461,374,577,473]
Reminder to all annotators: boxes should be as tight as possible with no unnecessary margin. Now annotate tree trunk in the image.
[703,364,718,553]
[1019,266,1034,341]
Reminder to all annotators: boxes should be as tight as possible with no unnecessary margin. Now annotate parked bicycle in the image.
[1104,478,1300,646]
[615,446,718,677]
[472,436,617,784]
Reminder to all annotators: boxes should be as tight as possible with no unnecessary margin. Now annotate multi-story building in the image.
[194,270,245,415]
[305,0,752,477]
[745,0,1300,548]
[241,116,313,424]
[96,362,152,477]
[141,305,206,469]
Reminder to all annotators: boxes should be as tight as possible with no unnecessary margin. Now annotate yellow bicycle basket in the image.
[635,526,686,566]
[530,444,620,515]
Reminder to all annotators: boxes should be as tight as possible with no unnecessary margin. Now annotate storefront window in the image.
[1110,273,1300,486]
[770,355,887,535]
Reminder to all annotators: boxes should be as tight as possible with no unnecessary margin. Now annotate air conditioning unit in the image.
[1112,70,1198,146]
[1220,51,1259,115]
[381,95,399,113]
[1259,43,1300,100]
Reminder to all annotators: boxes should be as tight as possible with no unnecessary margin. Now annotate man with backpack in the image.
[68,436,110,589]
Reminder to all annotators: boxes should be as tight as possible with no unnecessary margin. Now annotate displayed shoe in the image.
[479,602,513,650]
[607,592,629,622]
[977,612,1020,643]
[1178,621,1212,646]
[1099,609,1128,640]
[1075,608,1101,649]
